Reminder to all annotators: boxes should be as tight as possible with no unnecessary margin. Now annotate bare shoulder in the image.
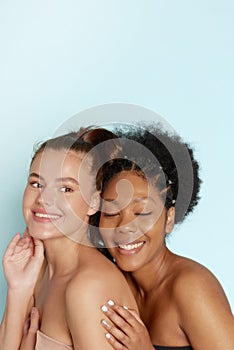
[171,256,234,331]
[168,257,234,348]
[64,251,137,349]
[172,256,231,309]
[66,250,137,310]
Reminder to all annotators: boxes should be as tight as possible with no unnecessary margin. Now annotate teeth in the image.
[118,242,144,250]
[35,212,60,219]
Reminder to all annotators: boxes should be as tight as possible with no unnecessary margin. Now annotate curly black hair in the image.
[89,123,201,250]
[109,123,202,224]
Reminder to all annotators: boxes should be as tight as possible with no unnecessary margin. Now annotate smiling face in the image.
[23,148,97,242]
[99,171,175,272]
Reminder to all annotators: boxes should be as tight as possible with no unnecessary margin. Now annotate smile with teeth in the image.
[118,242,145,250]
[34,212,61,219]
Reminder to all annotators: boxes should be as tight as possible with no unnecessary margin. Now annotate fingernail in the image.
[107,299,114,306]
[101,319,108,326]
[101,305,108,312]
[123,305,128,310]
[105,333,111,339]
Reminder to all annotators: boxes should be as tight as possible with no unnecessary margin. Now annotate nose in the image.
[115,216,137,235]
[36,187,57,206]
[115,217,141,244]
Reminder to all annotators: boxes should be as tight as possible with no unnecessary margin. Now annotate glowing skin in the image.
[22,148,138,349]
[99,171,175,272]
[100,171,234,350]
[23,149,96,243]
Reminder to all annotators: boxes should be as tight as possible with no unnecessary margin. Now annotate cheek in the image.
[99,225,116,246]
[138,215,160,234]
[99,216,116,243]
[22,188,31,215]
[63,196,90,220]
[99,213,118,228]
[140,205,166,231]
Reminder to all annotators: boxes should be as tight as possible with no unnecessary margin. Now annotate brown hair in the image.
[31,126,122,172]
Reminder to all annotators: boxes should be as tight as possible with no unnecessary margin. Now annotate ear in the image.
[165,206,175,234]
[87,192,100,216]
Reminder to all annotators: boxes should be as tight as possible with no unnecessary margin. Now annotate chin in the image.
[28,230,49,240]
[115,259,140,272]
[27,225,53,240]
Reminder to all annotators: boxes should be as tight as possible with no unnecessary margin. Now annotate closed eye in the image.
[102,212,120,217]
[135,212,152,216]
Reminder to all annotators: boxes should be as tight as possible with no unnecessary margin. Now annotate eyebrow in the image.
[29,172,44,181]
[56,177,79,186]
[29,173,79,185]
[103,197,151,204]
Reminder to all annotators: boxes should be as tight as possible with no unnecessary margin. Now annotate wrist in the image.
[7,288,34,305]
[8,283,35,296]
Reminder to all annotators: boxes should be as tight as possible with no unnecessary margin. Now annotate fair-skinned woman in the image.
[21,129,137,349]
[1,127,137,350]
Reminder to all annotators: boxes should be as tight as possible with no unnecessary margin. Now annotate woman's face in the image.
[23,148,96,242]
[99,171,174,272]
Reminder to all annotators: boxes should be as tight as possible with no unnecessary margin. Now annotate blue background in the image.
[0,0,233,319]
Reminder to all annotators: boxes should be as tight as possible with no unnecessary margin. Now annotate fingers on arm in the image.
[101,318,128,349]
[66,277,122,349]
[28,307,40,334]
[23,307,40,335]
[104,332,127,350]
[101,301,141,331]
[21,308,40,350]
[100,301,149,348]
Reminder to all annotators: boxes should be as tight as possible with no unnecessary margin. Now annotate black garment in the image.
[154,346,192,350]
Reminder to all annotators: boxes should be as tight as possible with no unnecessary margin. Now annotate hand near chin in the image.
[100,300,155,350]
[2,228,44,291]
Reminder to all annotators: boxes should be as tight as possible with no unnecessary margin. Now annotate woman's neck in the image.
[128,247,174,297]
[43,232,92,278]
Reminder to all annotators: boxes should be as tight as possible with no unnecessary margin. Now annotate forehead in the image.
[30,149,84,178]
[102,171,160,203]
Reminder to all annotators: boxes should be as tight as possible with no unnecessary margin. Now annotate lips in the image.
[118,241,144,250]
[34,212,61,219]
[32,209,62,222]
[115,240,146,255]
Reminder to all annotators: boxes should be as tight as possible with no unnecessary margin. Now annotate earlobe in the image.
[87,192,100,215]
[165,207,175,234]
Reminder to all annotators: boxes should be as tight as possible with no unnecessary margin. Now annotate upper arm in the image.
[65,275,133,350]
[174,268,234,349]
